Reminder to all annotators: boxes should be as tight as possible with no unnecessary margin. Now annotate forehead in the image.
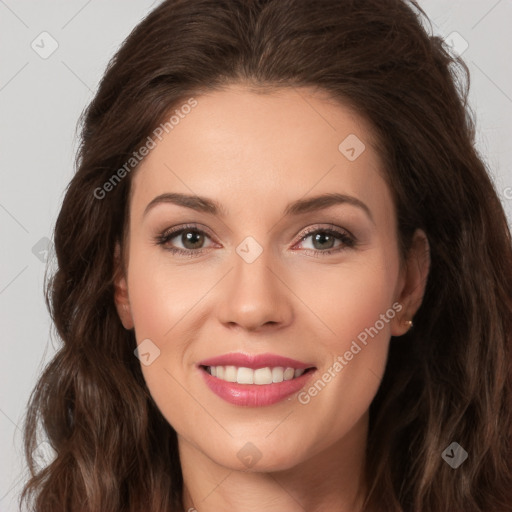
[130,84,392,222]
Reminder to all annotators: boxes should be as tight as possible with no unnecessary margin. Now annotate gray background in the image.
[1,1,511,510]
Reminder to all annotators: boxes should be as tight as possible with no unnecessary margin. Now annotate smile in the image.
[197,353,317,406]
[203,365,312,384]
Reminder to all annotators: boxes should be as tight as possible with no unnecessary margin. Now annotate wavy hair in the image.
[21,0,512,510]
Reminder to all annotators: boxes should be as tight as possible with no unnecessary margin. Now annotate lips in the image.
[197,352,317,407]
[198,352,314,370]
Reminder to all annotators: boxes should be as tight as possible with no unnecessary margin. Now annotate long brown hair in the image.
[21,0,512,510]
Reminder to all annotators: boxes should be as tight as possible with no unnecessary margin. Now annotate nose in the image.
[215,242,294,332]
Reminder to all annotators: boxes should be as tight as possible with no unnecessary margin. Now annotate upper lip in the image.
[198,352,315,370]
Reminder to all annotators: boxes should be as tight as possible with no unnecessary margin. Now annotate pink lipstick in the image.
[198,352,316,407]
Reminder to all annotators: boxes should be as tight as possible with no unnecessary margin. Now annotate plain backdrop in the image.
[1,1,511,510]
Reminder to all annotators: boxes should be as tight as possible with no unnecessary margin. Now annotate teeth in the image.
[224,365,237,382]
[272,367,284,383]
[237,367,254,384]
[206,365,308,384]
[254,367,272,385]
[283,367,295,380]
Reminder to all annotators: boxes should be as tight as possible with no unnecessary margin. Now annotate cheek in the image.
[289,257,399,451]
[126,246,206,339]
[127,266,196,433]
[295,253,400,354]
[125,245,221,427]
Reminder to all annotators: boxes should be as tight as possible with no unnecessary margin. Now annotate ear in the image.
[391,229,430,336]
[113,242,134,330]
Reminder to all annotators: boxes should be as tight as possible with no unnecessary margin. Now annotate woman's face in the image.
[115,84,427,473]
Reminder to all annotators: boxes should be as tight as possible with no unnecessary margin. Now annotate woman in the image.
[21,0,512,511]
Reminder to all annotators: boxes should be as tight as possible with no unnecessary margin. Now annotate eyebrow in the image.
[143,192,374,223]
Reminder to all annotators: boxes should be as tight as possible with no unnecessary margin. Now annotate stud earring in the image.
[404,319,413,330]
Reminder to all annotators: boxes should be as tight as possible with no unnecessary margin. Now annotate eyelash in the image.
[153,223,356,257]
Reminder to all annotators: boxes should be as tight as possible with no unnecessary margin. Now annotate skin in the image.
[114,84,430,512]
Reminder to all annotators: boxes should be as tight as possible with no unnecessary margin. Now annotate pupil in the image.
[314,232,334,250]
[183,231,204,249]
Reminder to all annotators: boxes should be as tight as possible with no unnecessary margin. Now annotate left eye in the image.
[296,228,355,253]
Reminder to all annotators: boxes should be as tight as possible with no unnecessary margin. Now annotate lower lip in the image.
[199,367,316,407]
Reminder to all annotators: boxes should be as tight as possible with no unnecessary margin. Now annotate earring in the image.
[404,319,413,330]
